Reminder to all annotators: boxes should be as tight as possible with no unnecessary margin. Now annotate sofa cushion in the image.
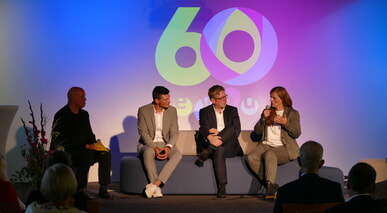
[120,155,301,194]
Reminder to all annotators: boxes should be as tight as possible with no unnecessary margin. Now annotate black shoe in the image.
[76,188,95,200]
[194,158,204,167]
[99,186,113,200]
[264,181,278,200]
[217,184,226,198]
[194,149,213,167]
[199,149,213,161]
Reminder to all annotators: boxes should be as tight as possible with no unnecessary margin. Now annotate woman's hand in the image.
[274,114,287,125]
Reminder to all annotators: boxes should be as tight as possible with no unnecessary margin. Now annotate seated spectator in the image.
[325,162,387,213]
[25,150,88,211]
[273,141,344,213]
[25,163,86,213]
[0,154,23,213]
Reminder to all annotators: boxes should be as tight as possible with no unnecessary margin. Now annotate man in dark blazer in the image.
[325,162,387,213]
[137,86,182,199]
[195,85,243,198]
[273,141,344,213]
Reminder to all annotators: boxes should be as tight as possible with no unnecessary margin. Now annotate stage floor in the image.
[84,182,274,213]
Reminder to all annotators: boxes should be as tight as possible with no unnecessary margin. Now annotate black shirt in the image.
[50,105,96,151]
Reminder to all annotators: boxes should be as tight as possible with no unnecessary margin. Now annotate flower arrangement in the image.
[11,100,52,185]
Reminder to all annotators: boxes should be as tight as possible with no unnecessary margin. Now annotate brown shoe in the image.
[264,181,278,200]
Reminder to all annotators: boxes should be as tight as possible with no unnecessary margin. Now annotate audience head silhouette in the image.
[348,162,376,195]
[40,163,77,203]
[298,141,324,173]
[45,150,71,168]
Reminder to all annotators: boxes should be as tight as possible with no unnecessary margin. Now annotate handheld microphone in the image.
[265,105,271,110]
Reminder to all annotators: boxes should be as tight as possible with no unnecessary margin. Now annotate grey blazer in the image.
[253,107,301,160]
[137,103,179,148]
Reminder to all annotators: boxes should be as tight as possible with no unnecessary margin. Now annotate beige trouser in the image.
[139,142,182,184]
[246,144,290,184]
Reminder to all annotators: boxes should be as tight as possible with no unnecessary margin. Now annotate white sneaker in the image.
[145,184,157,199]
[153,187,163,198]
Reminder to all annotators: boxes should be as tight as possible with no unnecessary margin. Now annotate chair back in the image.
[0,201,22,213]
[87,199,100,213]
[282,202,341,213]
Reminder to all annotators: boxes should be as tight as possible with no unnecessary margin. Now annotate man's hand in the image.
[85,144,96,150]
[154,146,170,160]
[208,128,220,135]
[207,128,222,147]
[207,134,223,147]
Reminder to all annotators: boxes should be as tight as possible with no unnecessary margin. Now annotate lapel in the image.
[222,106,229,126]
[209,105,218,128]
[147,104,156,132]
[162,107,169,134]
[283,107,291,118]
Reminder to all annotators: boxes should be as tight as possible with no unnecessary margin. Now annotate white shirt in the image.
[153,107,164,143]
[152,106,172,148]
[263,110,284,147]
[213,105,225,132]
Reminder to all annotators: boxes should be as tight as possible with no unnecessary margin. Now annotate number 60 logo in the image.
[155,7,277,86]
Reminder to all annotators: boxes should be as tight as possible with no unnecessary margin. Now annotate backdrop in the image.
[1,0,386,182]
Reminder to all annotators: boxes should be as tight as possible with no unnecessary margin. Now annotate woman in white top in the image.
[247,86,301,199]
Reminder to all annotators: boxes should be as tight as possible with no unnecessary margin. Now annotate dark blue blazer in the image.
[274,173,345,213]
[325,195,386,213]
[198,104,242,156]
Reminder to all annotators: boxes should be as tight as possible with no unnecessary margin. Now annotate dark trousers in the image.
[209,128,243,185]
[69,148,111,189]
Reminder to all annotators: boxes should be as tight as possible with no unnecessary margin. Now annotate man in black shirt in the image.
[50,87,112,199]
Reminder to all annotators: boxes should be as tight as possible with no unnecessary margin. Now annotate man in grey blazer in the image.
[137,86,182,199]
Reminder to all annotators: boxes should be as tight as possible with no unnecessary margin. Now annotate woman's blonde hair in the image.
[40,163,77,203]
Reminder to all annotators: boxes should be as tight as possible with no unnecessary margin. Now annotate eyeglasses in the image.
[213,95,228,100]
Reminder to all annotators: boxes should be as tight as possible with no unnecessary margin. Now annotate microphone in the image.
[265,105,271,110]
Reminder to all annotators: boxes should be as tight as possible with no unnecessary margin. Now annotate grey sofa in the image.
[120,131,344,194]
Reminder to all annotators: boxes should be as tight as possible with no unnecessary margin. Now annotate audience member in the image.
[50,87,112,199]
[25,163,86,213]
[195,85,243,198]
[273,141,344,213]
[246,86,301,199]
[137,86,182,198]
[325,162,387,213]
[26,151,88,211]
[0,154,23,213]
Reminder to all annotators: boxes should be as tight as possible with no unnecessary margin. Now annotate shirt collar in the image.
[212,105,225,113]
